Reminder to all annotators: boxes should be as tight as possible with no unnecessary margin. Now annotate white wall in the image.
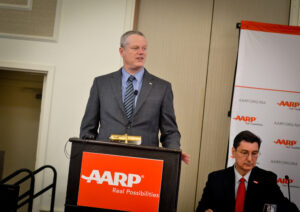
[0,0,135,211]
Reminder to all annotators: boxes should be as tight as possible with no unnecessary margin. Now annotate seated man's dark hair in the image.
[233,130,261,149]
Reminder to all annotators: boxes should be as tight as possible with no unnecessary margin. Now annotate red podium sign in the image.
[77,152,164,212]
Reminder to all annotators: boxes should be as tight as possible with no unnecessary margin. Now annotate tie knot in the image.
[240,178,245,183]
[128,75,135,82]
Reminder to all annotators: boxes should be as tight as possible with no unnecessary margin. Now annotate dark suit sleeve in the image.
[80,78,100,139]
[196,173,215,212]
[159,83,181,149]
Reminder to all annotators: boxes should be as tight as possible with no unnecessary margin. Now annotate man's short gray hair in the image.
[120,30,145,48]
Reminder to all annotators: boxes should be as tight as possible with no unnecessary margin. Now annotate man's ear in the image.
[119,47,124,56]
[231,147,236,159]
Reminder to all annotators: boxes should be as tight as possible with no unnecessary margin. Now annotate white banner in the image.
[227,21,300,208]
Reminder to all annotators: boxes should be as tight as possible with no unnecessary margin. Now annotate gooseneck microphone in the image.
[285,175,291,201]
[134,90,138,95]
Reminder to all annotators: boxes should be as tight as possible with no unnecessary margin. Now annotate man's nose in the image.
[137,48,145,54]
[246,154,253,160]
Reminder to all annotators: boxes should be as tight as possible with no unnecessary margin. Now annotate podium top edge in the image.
[68,137,182,153]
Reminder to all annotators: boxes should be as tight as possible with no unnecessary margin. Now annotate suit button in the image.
[127,121,132,129]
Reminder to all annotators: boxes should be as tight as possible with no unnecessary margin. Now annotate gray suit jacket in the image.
[80,68,181,149]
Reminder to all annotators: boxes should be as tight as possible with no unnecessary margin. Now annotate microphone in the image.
[134,90,138,95]
[285,175,291,201]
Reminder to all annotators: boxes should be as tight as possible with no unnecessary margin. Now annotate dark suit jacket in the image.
[196,166,298,212]
[80,68,180,149]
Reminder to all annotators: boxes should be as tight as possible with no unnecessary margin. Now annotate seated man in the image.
[196,130,299,212]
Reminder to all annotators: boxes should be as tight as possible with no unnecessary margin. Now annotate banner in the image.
[227,21,300,208]
[78,152,164,212]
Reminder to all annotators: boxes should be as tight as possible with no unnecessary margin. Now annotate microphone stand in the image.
[285,175,291,201]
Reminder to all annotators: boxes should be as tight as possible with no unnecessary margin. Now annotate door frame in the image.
[0,61,55,209]
[0,61,54,168]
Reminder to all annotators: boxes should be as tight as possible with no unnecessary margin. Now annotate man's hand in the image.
[181,152,190,164]
[205,209,213,212]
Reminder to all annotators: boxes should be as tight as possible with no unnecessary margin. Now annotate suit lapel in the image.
[224,166,236,212]
[110,69,127,120]
[133,69,153,116]
[244,167,261,211]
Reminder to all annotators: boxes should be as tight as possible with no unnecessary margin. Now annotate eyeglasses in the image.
[237,150,260,158]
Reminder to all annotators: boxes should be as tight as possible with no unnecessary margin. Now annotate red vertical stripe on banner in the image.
[241,20,300,35]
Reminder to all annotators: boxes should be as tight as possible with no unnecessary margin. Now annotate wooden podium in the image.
[65,138,181,212]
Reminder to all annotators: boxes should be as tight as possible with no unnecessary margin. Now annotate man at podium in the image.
[80,30,190,164]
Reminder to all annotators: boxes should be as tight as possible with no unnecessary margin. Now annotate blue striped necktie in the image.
[124,75,135,119]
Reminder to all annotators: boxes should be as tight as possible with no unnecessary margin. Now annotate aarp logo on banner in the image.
[77,152,164,212]
[277,101,300,109]
[274,139,297,147]
[233,115,256,123]
[277,177,294,185]
[277,101,300,111]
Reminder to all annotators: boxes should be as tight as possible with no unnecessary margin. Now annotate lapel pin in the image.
[253,180,259,184]
[149,82,152,86]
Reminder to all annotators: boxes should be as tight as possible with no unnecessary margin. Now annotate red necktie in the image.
[235,177,246,212]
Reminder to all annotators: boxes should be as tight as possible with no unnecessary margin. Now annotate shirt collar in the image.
[234,165,252,183]
[122,67,144,83]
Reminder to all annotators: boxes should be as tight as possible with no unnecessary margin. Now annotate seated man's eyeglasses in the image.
[237,150,260,158]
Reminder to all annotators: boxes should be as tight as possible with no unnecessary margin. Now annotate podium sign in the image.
[65,138,181,212]
[78,152,163,212]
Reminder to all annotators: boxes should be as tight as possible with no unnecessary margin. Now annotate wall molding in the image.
[290,0,300,26]
[0,0,32,11]
[123,0,136,32]
[0,0,62,42]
